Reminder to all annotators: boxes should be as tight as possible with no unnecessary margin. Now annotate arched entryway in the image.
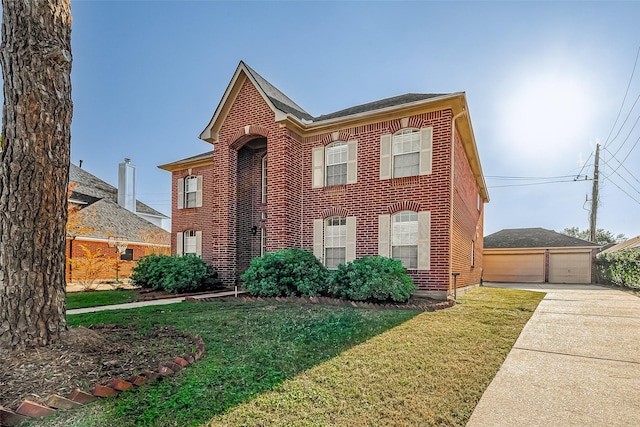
[235,136,267,278]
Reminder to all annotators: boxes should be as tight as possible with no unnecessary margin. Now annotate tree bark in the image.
[0,0,72,349]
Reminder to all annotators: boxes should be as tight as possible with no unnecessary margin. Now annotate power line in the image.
[603,175,640,206]
[604,45,640,148]
[604,134,640,178]
[488,179,588,189]
[486,175,582,180]
[574,151,594,180]
[607,107,640,158]
[602,147,640,187]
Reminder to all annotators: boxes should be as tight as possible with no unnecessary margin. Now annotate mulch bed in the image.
[0,324,195,411]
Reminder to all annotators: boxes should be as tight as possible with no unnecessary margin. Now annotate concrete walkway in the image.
[467,283,640,427]
[67,289,246,315]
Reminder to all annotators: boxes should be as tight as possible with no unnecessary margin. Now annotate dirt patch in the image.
[0,324,195,411]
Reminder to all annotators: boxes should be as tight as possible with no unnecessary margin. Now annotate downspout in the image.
[449,109,466,298]
[300,139,304,248]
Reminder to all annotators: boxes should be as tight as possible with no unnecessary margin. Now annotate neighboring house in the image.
[483,228,600,284]
[67,161,170,282]
[599,235,640,255]
[159,61,489,299]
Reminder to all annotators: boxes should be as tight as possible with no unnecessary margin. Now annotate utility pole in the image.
[590,142,600,243]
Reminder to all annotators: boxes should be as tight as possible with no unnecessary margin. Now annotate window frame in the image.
[184,176,198,208]
[183,230,198,255]
[262,155,267,204]
[324,216,347,269]
[392,129,421,179]
[391,210,419,269]
[325,141,348,186]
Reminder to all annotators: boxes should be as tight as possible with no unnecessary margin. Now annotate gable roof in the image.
[600,235,640,254]
[70,163,167,218]
[71,198,170,244]
[198,61,488,202]
[484,228,600,249]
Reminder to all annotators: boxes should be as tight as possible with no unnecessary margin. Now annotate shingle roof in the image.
[244,63,314,121]
[69,163,166,218]
[71,198,170,244]
[243,62,449,123]
[484,228,600,249]
[314,93,448,122]
[600,235,640,254]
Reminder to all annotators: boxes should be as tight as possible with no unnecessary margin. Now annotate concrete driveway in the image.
[467,283,640,427]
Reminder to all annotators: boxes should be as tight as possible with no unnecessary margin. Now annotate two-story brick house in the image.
[159,61,489,299]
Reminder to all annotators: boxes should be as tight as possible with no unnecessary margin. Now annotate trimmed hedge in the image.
[131,254,222,293]
[241,248,329,297]
[328,256,417,302]
[596,249,640,289]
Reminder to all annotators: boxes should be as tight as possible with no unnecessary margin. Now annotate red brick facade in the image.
[162,63,488,299]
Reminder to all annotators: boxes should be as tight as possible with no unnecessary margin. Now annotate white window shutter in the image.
[177,178,184,209]
[419,127,433,176]
[347,140,358,184]
[313,219,324,261]
[417,211,431,270]
[195,175,203,208]
[346,216,356,262]
[195,231,202,257]
[378,214,390,257]
[312,147,325,188]
[176,232,183,256]
[380,134,392,180]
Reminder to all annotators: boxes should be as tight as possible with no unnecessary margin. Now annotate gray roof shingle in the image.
[484,228,600,249]
[69,163,166,218]
[71,198,170,244]
[314,93,448,122]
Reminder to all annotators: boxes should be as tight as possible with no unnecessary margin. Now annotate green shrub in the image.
[131,254,221,293]
[241,248,329,297]
[596,249,640,289]
[328,256,417,302]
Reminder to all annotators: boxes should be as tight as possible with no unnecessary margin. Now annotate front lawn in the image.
[33,287,543,427]
[207,287,544,426]
[30,300,419,427]
[66,290,138,309]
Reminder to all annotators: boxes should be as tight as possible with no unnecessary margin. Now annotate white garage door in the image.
[549,252,591,284]
[484,253,545,283]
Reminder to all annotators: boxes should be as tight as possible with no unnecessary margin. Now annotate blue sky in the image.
[5,0,640,238]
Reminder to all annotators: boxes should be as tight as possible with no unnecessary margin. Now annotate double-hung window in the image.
[177,230,202,256]
[324,216,346,269]
[380,127,433,180]
[391,211,418,269]
[177,175,202,209]
[325,142,347,186]
[312,140,358,188]
[378,210,430,270]
[184,176,198,208]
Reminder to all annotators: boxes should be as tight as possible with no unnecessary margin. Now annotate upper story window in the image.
[391,210,418,269]
[380,127,433,180]
[312,140,358,188]
[184,176,198,208]
[324,216,346,269]
[392,129,420,178]
[262,155,267,203]
[326,142,348,186]
[177,175,202,209]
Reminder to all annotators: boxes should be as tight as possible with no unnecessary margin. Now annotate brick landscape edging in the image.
[0,336,205,427]
[186,294,456,311]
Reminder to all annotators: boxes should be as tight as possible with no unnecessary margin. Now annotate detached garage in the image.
[483,228,600,284]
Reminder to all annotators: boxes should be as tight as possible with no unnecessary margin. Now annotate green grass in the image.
[66,290,138,310]
[206,287,544,426]
[31,300,419,427]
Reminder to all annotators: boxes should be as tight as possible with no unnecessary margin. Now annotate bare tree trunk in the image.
[0,0,72,349]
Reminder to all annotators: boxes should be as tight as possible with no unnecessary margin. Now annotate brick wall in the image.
[451,127,484,289]
[65,238,168,282]
[169,76,485,295]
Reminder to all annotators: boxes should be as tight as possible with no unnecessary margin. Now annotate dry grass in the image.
[207,287,544,427]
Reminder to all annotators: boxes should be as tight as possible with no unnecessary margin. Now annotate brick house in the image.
[67,161,170,282]
[159,62,489,299]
